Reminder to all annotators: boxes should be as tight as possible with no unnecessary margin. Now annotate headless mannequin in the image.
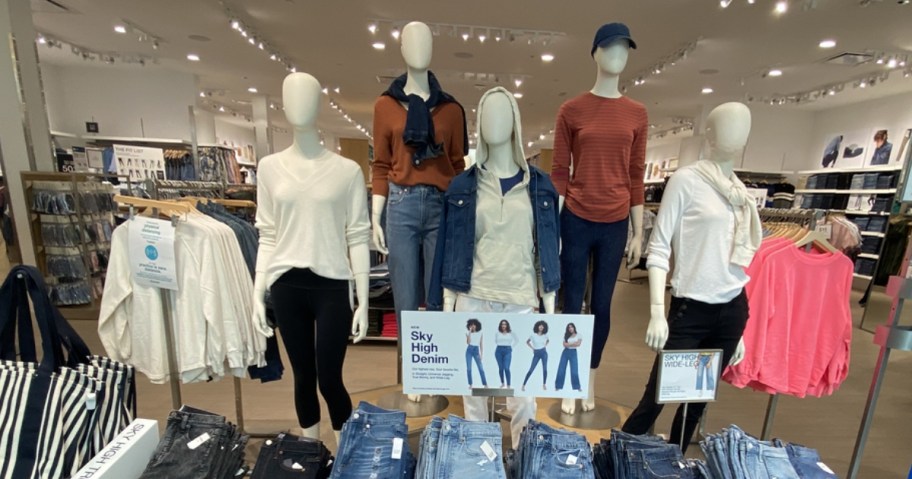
[560,40,645,415]
[252,73,369,444]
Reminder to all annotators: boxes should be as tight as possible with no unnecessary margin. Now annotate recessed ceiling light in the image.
[887,58,898,68]
[461,32,470,41]
[37,36,47,44]
[702,87,714,94]
[514,78,523,88]
[391,28,400,40]
[527,141,534,148]
[819,39,836,49]
[199,91,205,97]
[768,69,783,77]
[219,106,225,112]
[372,42,386,50]
[114,25,127,34]
[541,53,555,62]
[334,87,341,94]
[368,23,378,34]
[513,92,523,99]
[774,1,788,13]
[248,87,258,93]
[539,134,546,140]
[186,53,200,61]
[720,0,733,7]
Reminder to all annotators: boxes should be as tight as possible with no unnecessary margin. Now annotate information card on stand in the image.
[656,349,723,403]
[128,217,178,290]
[402,311,594,399]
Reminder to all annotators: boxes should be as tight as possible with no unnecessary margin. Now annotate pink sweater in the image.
[723,239,854,397]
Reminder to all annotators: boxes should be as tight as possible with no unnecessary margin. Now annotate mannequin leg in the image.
[301,423,320,439]
[313,283,355,431]
[559,208,596,414]
[462,396,488,422]
[506,396,537,450]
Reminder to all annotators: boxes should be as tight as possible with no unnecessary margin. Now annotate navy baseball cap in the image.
[591,23,637,56]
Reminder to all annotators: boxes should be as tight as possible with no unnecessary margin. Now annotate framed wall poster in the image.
[865,128,901,166]
[656,349,723,404]
[402,311,594,399]
[113,144,167,182]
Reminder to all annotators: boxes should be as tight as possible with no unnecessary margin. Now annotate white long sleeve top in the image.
[255,150,371,287]
[646,166,749,304]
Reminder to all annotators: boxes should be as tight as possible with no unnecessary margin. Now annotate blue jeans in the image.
[465,345,487,387]
[523,348,548,387]
[696,354,714,391]
[433,415,507,478]
[560,209,628,369]
[330,402,411,479]
[495,346,512,386]
[554,348,580,391]
[415,416,443,479]
[514,421,593,479]
[386,183,444,324]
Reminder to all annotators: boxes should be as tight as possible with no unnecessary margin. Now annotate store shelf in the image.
[644,179,667,185]
[798,164,903,175]
[853,273,874,280]
[859,253,880,260]
[794,189,896,194]
[840,210,891,216]
[735,168,793,176]
[50,130,79,139]
[83,135,190,145]
[860,232,886,237]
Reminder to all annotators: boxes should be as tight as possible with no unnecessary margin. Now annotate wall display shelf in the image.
[798,164,903,175]
[861,232,886,237]
[795,189,897,195]
[859,253,880,260]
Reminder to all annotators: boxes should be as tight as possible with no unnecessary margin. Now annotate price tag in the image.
[480,441,498,461]
[817,462,835,475]
[566,454,578,465]
[187,433,211,450]
[815,224,833,240]
[391,438,403,459]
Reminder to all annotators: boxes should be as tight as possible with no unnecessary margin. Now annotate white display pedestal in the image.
[73,419,159,479]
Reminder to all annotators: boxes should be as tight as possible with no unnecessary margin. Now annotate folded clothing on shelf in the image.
[251,432,333,479]
[139,406,248,479]
[416,415,507,478]
[700,425,836,479]
[330,401,415,479]
[509,420,594,479]
[593,430,708,479]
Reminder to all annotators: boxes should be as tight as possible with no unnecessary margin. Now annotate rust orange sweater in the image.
[371,96,466,196]
[551,93,648,223]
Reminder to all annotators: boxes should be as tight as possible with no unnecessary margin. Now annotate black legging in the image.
[270,268,353,430]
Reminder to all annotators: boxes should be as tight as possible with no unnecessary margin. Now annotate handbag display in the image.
[0,265,136,479]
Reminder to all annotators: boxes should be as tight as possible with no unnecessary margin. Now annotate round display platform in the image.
[375,390,450,418]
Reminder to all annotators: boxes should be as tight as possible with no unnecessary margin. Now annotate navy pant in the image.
[560,208,628,369]
[523,348,548,387]
[555,348,581,390]
[495,346,512,386]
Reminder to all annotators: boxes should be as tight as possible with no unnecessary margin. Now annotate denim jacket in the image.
[427,164,561,310]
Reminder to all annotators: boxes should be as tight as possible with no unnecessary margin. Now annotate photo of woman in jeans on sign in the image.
[465,319,488,389]
[696,352,715,398]
[495,320,517,389]
[522,320,550,391]
[555,323,583,392]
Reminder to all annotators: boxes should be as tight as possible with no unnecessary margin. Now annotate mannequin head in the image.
[401,21,433,70]
[593,40,630,76]
[705,102,752,160]
[480,90,514,146]
[282,72,322,129]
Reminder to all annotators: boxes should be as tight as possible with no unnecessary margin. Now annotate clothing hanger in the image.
[114,195,192,219]
[795,229,838,253]
[212,199,257,209]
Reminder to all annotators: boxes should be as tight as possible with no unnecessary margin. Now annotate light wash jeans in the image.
[432,415,506,478]
[456,295,537,450]
[696,354,714,391]
[386,183,444,324]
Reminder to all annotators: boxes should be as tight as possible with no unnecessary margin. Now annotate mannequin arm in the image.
[627,204,644,269]
[350,242,370,343]
[730,337,746,366]
[251,272,274,338]
[645,267,669,351]
[371,195,388,255]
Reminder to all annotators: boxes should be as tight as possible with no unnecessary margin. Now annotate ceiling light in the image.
[248,38,255,45]
[514,78,523,88]
[748,0,756,3]
[461,32,470,41]
[774,1,788,14]
[372,41,386,50]
[219,106,225,112]
[322,88,329,94]
[368,23,378,34]
[541,53,555,62]
[887,58,898,68]
[114,25,127,34]
[186,53,200,61]
[240,30,248,38]
[334,87,341,94]
[37,36,46,44]
[248,87,258,93]
[290,67,296,73]
[859,80,867,88]
[720,0,733,7]
[391,28,400,40]
[702,87,714,94]
[258,42,264,50]
[230,20,240,30]
[494,31,502,42]
[819,39,836,49]
[527,141,534,147]
[768,69,783,77]
[828,89,836,95]
[478,33,487,43]
[513,92,524,99]
[199,91,205,97]
[270,53,276,60]
[539,134,546,140]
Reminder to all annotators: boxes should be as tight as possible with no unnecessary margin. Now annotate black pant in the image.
[272,268,353,430]
[621,291,748,452]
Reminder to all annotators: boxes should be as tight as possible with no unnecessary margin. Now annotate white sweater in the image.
[255,150,372,287]
[646,166,749,304]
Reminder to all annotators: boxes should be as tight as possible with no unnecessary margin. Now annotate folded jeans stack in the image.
[509,420,594,479]
[592,430,709,479]
[252,432,334,479]
[700,425,836,479]
[140,406,248,479]
[330,402,415,479]
[415,415,507,478]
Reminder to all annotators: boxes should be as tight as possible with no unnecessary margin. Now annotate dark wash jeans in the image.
[622,291,749,452]
[140,410,233,479]
[251,432,333,479]
[559,208,628,369]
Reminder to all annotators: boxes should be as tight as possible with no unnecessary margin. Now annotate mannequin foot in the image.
[561,397,577,415]
[582,396,596,412]
[300,423,320,439]
[408,394,423,402]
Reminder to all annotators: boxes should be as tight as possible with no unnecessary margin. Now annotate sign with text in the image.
[73,419,159,479]
[402,311,594,399]
[656,349,723,404]
[72,146,89,171]
[114,144,166,182]
[128,217,178,290]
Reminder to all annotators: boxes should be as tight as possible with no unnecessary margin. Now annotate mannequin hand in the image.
[729,337,746,366]
[351,305,368,344]
[371,218,389,255]
[626,238,643,270]
[542,291,557,314]
[251,275,274,338]
[443,288,457,312]
[645,305,668,352]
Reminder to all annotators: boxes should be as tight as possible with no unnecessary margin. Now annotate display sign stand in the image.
[72,419,159,479]
[656,349,724,449]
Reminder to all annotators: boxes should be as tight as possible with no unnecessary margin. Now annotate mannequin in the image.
[552,23,647,415]
[621,102,757,451]
[253,72,370,443]
[371,21,468,403]
[427,86,561,448]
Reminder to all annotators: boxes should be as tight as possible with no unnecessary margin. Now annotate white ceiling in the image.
[31,0,912,149]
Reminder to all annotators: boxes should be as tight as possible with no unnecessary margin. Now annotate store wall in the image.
[41,64,198,139]
[214,117,257,164]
